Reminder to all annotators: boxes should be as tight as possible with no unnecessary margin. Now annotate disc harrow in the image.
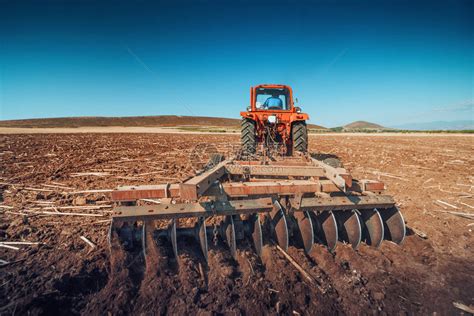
[108,153,406,263]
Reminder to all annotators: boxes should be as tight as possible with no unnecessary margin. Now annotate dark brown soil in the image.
[0,133,472,315]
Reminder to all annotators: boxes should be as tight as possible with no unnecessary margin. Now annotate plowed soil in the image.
[0,133,473,315]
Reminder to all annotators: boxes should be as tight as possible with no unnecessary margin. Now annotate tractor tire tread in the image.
[241,118,256,156]
[292,121,308,153]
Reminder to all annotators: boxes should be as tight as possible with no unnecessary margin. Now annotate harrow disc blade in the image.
[294,211,314,254]
[107,218,114,250]
[249,214,263,257]
[196,217,208,263]
[310,211,338,251]
[142,221,148,258]
[223,215,237,257]
[359,209,384,248]
[334,210,362,249]
[380,207,406,244]
[168,219,178,259]
[270,201,289,251]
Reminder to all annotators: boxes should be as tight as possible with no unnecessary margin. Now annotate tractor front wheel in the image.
[292,121,308,153]
[241,118,256,157]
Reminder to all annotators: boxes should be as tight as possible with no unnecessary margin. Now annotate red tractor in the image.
[240,84,309,156]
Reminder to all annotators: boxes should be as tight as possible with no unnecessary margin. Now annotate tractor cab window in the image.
[255,89,289,110]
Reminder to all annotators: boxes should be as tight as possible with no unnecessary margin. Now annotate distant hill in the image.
[308,124,327,130]
[343,121,386,130]
[390,120,474,131]
[0,115,326,129]
[0,116,238,128]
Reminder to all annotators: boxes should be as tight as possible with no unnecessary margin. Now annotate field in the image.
[1,132,473,315]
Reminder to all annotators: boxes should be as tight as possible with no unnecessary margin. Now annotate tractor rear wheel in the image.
[292,121,308,153]
[241,118,256,156]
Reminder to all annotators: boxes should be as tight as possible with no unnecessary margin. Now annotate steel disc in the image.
[359,209,384,248]
[270,201,289,251]
[380,207,406,244]
[294,211,314,253]
[168,219,178,259]
[196,217,208,263]
[107,218,114,250]
[142,221,148,258]
[250,214,263,257]
[334,210,362,249]
[310,211,338,251]
[223,215,237,257]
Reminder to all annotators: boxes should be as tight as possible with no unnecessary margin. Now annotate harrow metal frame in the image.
[110,153,406,262]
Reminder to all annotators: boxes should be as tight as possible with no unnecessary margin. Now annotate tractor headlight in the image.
[268,115,277,124]
[295,106,302,113]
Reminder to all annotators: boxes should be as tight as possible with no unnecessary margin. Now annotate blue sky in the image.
[0,0,472,127]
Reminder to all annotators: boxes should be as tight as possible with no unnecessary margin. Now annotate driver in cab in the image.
[263,94,283,109]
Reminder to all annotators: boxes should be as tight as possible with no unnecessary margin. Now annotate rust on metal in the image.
[112,179,342,201]
[234,160,311,167]
[207,180,322,196]
[179,159,229,200]
[310,158,352,191]
[350,180,385,193]
[225,164,324,177]
[299,195,395,211]
[112,184,180,201]
[113,197,273,221]
[320,181,340,193]
[361,180,385,192]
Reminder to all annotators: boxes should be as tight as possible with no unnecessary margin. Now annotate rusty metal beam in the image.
[233,160,263,166]
[310,158,352,191]
[360,180,385,192]
[351,180,385,193]
[298,195,395,211]
[112,197,273,221]
[225,164,324,177]
[179,159,229,200]
[112,184,180,201]
[205,180,339,196]
[112,179,342,202]
[234,159,310,167]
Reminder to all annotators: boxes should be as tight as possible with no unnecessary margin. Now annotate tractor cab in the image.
[255,87,289,110]
[251,85,293,111]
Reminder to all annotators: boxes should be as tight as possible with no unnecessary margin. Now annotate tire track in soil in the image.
[83,234,144,315]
